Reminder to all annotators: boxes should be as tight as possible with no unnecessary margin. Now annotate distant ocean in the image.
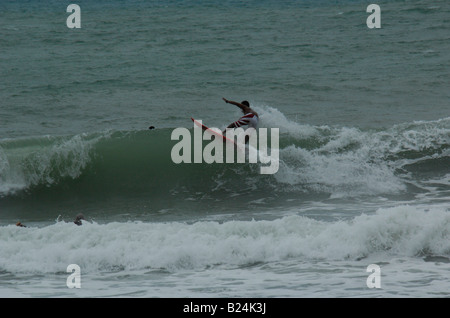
[0,0,449,298]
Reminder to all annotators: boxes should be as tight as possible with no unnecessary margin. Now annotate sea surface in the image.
[0,0,449,298]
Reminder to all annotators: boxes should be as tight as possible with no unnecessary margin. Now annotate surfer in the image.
[222,98,259,143]
[74,213,85,226]
[222,98,259,129]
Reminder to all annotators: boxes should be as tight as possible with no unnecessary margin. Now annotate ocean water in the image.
[0,0,449,298]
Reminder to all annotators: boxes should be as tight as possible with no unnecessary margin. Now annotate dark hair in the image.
[241,101,250,107]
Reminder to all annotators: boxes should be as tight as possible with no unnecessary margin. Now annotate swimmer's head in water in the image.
[74,213,85,226]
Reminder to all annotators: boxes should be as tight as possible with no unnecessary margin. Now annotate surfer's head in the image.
[240,101,250,114]
[74,213,85,226]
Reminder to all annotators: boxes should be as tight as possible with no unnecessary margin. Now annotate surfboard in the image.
[190,118,259,164]
[191,117,236,145]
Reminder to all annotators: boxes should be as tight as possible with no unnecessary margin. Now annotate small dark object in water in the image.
[74,213,85,226]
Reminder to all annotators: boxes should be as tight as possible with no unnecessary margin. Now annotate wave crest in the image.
[1,111,448,201]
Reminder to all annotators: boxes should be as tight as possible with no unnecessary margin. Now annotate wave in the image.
[0,133,100,196]
[0,204,448,274]
[1,109,449,204]
[261,110,449,197]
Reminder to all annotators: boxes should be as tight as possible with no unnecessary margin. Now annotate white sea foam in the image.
[254,107,449,197]
[1,205,448,274]
[256,105,321,139]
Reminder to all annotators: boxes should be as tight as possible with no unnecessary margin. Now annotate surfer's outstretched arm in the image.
[223,98,258,119]
[222,98,251,113]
